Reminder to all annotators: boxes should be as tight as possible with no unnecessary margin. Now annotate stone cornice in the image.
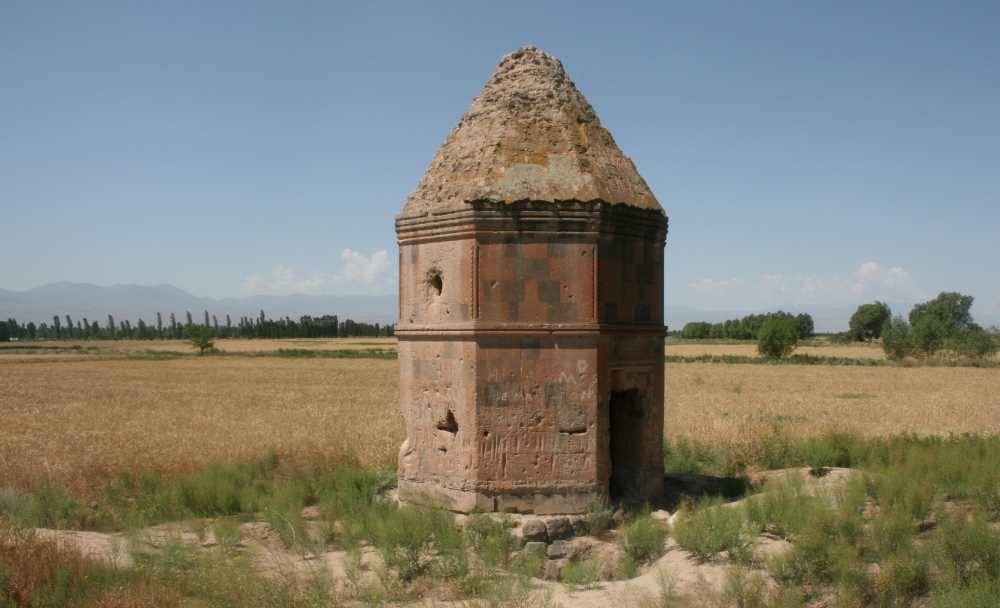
[396,201,668,245]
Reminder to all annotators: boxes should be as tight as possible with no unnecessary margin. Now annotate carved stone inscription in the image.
[474,336,598,488]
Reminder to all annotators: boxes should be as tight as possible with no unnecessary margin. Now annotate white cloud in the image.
[241,249,394,296]
[855,261,913,290]
[684,261,922,311]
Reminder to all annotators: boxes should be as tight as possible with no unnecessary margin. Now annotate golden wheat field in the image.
[1,337,396,354]
[665,342,888,359]
[2,344,999,498]
[0,337,907,360]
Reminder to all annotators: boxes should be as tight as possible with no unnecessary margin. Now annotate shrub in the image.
[464,514,513,569]
[798,431,861,471]
[744,478,826,539]
[872,473,934,523]
[366,505,465,581]
[721,567,770,608]
[672,500,754,562]
[912,315,948,356]
[874,548,930,607]
[317,464,388,535]
[184,325,215,355]
[930,513,1000,586]
[620,512,668,563]
[949,326,997,361]
[616,553,639,579]
[757,319,798,359]
[882,316,914,360]
[26,485,79,529]
[261,481,308,550]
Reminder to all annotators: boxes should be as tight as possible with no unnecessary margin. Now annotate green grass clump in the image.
[874,548,930,607]
[930,513,1000,587]
[211,518,242,550]
[261,480,309,550]
[585,497,614,534]
[672,499,757,563]
[720,567,772,608]
[744,477,827,538]
[366,504,466,582]
[464,514,514,569]
[931,579,1000,608]
[662,436,724,475]
[560,555,600,588]
[620,512,668,564]
[0,485,79,529]
[509,550,544,579]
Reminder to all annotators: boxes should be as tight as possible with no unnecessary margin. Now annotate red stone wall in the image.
[396,203,666,513]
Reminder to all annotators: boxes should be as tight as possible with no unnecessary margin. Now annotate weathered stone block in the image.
[545,517,573,541]
[523,541,546,555]
[521,518,548,543]
[546,540,567,559]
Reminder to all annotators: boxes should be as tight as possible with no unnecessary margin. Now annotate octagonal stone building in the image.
[396,46,668,514]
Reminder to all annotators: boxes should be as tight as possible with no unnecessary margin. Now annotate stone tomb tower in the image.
[396,46,668,514]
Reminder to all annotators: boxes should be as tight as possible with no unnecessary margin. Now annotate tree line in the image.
[850,292,998,360]
[678,293,998,362]
[0,310,394,341]
[680,312,815,341]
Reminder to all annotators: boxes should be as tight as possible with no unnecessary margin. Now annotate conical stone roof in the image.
[401,46,662,217]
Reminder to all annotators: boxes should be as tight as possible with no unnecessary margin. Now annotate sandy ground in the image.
[34,469,852,607]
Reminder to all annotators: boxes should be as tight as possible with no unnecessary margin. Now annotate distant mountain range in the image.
[0,283,397,326]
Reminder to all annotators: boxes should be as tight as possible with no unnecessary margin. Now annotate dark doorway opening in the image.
[609,388,644,502]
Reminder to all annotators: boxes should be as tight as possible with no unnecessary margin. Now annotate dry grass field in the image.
[2,350,998,498]
[0,337,908,361]
[0,357,400,496]
[0,336,396,354]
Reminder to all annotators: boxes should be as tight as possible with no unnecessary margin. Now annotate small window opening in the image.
[426,269,443,296]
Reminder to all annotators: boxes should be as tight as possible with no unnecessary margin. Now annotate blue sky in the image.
[2,1,998,325]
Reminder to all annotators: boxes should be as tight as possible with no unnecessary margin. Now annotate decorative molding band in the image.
[396,201,668,245]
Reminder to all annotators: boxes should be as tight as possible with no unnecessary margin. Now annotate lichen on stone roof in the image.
[401,45,663,217]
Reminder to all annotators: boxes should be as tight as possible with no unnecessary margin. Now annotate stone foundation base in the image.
[397,479,602,515]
